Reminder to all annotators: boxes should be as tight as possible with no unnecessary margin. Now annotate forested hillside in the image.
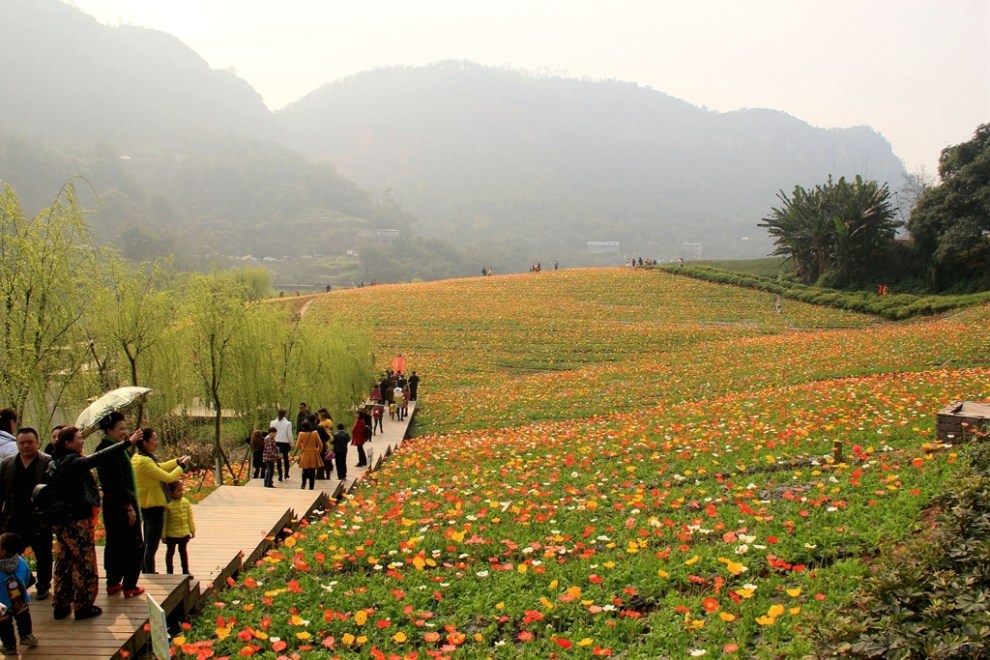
[0,0,273,145]
[1,2,908,277]
[0,0,409,267]
[277,61,906,261]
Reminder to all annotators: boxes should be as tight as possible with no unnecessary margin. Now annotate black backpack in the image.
[31,463,69,525]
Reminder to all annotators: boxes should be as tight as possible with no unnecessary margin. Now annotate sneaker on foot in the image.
[123,586,145,598]
[107,584,123,595]
[21,633,39,647]
[3,645,17,653]
[35,588,50,600]
[53,606,71,620]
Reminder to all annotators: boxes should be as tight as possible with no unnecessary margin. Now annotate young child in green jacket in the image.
[162,482,195,575]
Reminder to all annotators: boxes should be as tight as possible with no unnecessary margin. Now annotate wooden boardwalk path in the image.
[9,403,416,660]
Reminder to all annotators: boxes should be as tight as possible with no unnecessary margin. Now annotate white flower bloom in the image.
[735,544,749,555]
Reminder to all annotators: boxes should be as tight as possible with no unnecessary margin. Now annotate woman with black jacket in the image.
[48,425,141,621]
[95,412,144,599]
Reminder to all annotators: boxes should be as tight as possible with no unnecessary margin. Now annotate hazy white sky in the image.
[68,0,989,174]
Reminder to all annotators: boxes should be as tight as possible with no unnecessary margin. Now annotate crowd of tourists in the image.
[0,407,195,646]
[247,366,420,490]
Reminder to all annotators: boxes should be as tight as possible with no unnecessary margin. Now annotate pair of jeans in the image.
[301,468,316,490]
[263,462,275,486]
[141,506,165,573]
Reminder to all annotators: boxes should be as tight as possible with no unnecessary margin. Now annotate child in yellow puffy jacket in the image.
[162,481,195,575]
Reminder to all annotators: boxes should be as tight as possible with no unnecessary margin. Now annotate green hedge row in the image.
[659,265,990,320]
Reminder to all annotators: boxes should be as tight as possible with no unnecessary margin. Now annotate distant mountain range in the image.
[0,0,907,275]
[276,62,905,259]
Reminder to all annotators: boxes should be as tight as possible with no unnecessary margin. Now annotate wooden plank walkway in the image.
[8,403,416,660]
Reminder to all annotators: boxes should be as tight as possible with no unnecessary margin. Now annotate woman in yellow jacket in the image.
[131,429,189,574]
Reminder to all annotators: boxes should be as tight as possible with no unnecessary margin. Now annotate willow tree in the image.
[79,256,177,424]
[290,318,374,421]
[0,183,96,424]
[226,303,374,435]
[182,273,254,480]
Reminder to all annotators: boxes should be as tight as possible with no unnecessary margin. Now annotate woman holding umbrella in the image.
[49,425,142,620]
[95,412,145,598]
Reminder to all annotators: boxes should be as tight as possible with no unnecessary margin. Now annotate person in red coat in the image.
[352,415,368,467]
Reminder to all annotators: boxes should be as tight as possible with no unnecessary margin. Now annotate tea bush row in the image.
[661,265,990,319]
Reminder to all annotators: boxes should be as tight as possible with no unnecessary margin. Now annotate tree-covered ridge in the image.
[0,135,412,265]
[0,0,274,145]
[276,61,906,262]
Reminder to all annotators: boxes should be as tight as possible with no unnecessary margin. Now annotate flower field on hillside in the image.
[178,268,990,658]
[309,269,989,434]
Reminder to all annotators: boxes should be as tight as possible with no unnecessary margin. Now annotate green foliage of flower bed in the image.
[813,438,990,658]
[662,265,990,319]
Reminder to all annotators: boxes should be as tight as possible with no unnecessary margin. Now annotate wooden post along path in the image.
[11,402,416,660]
